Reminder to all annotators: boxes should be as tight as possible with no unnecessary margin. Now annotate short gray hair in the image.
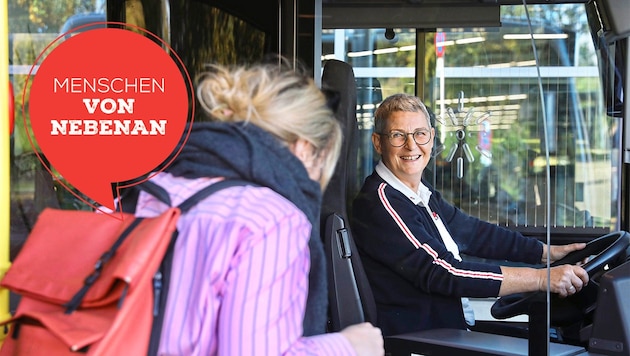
[373,93,431,133]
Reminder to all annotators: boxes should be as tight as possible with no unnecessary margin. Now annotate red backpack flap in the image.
[0,207,180,355]
[1,208,179,306]
[2,208,132,304]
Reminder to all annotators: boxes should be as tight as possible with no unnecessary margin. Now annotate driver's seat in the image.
[320,59,377,332]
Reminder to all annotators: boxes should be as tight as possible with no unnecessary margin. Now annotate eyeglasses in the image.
[379,129,432,147]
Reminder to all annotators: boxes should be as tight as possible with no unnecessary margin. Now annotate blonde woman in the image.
[134,63,384,355]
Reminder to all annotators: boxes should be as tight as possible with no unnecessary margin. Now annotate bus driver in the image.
[351,93,589,336]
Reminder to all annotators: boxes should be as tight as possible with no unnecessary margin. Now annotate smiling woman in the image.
[351,93,589,338]
[371,96,434,191]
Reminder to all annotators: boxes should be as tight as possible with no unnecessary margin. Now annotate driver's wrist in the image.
[537,269,546,292]
[541,244,549,264]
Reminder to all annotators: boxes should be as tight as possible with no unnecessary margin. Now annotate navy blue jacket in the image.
[351,172,543,336]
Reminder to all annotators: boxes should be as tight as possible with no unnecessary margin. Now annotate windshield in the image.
[322,4,618,238]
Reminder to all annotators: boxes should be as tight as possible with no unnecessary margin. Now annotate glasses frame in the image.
[378,129,432,147]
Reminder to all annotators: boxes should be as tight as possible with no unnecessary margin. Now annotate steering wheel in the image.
[491,231,630,321]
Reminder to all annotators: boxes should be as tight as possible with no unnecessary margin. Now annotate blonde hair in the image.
[195,63,342,189]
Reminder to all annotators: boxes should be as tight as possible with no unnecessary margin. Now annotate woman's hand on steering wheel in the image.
[541,264,589,298]
[542,242,587,264]
[492,231,630,321]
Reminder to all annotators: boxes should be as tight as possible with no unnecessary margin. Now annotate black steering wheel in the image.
[491,231,630,321]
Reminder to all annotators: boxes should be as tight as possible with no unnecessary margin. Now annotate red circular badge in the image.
[27,26,192,211]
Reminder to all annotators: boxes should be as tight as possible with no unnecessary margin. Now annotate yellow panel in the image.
[0,0,12,341]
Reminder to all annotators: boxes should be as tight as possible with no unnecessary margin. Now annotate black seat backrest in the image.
[321,59,359,222]
[320,59,377,332]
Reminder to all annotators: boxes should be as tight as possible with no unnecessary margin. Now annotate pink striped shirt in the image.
[134,173,354,355]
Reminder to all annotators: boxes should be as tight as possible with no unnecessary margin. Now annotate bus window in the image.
[9,5,107,261]
[106,1,268,121]
[323,3,617,238]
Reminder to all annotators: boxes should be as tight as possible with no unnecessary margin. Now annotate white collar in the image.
[375,161,432,206]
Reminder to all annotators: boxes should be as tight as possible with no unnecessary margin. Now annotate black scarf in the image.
[164,122,327,336]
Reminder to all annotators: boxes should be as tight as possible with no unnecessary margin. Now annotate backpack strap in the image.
[63,217,145,314]
[120,179,256,213]
[116,180,169,214]
[176,179,256,213]
[139,180,172,207]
